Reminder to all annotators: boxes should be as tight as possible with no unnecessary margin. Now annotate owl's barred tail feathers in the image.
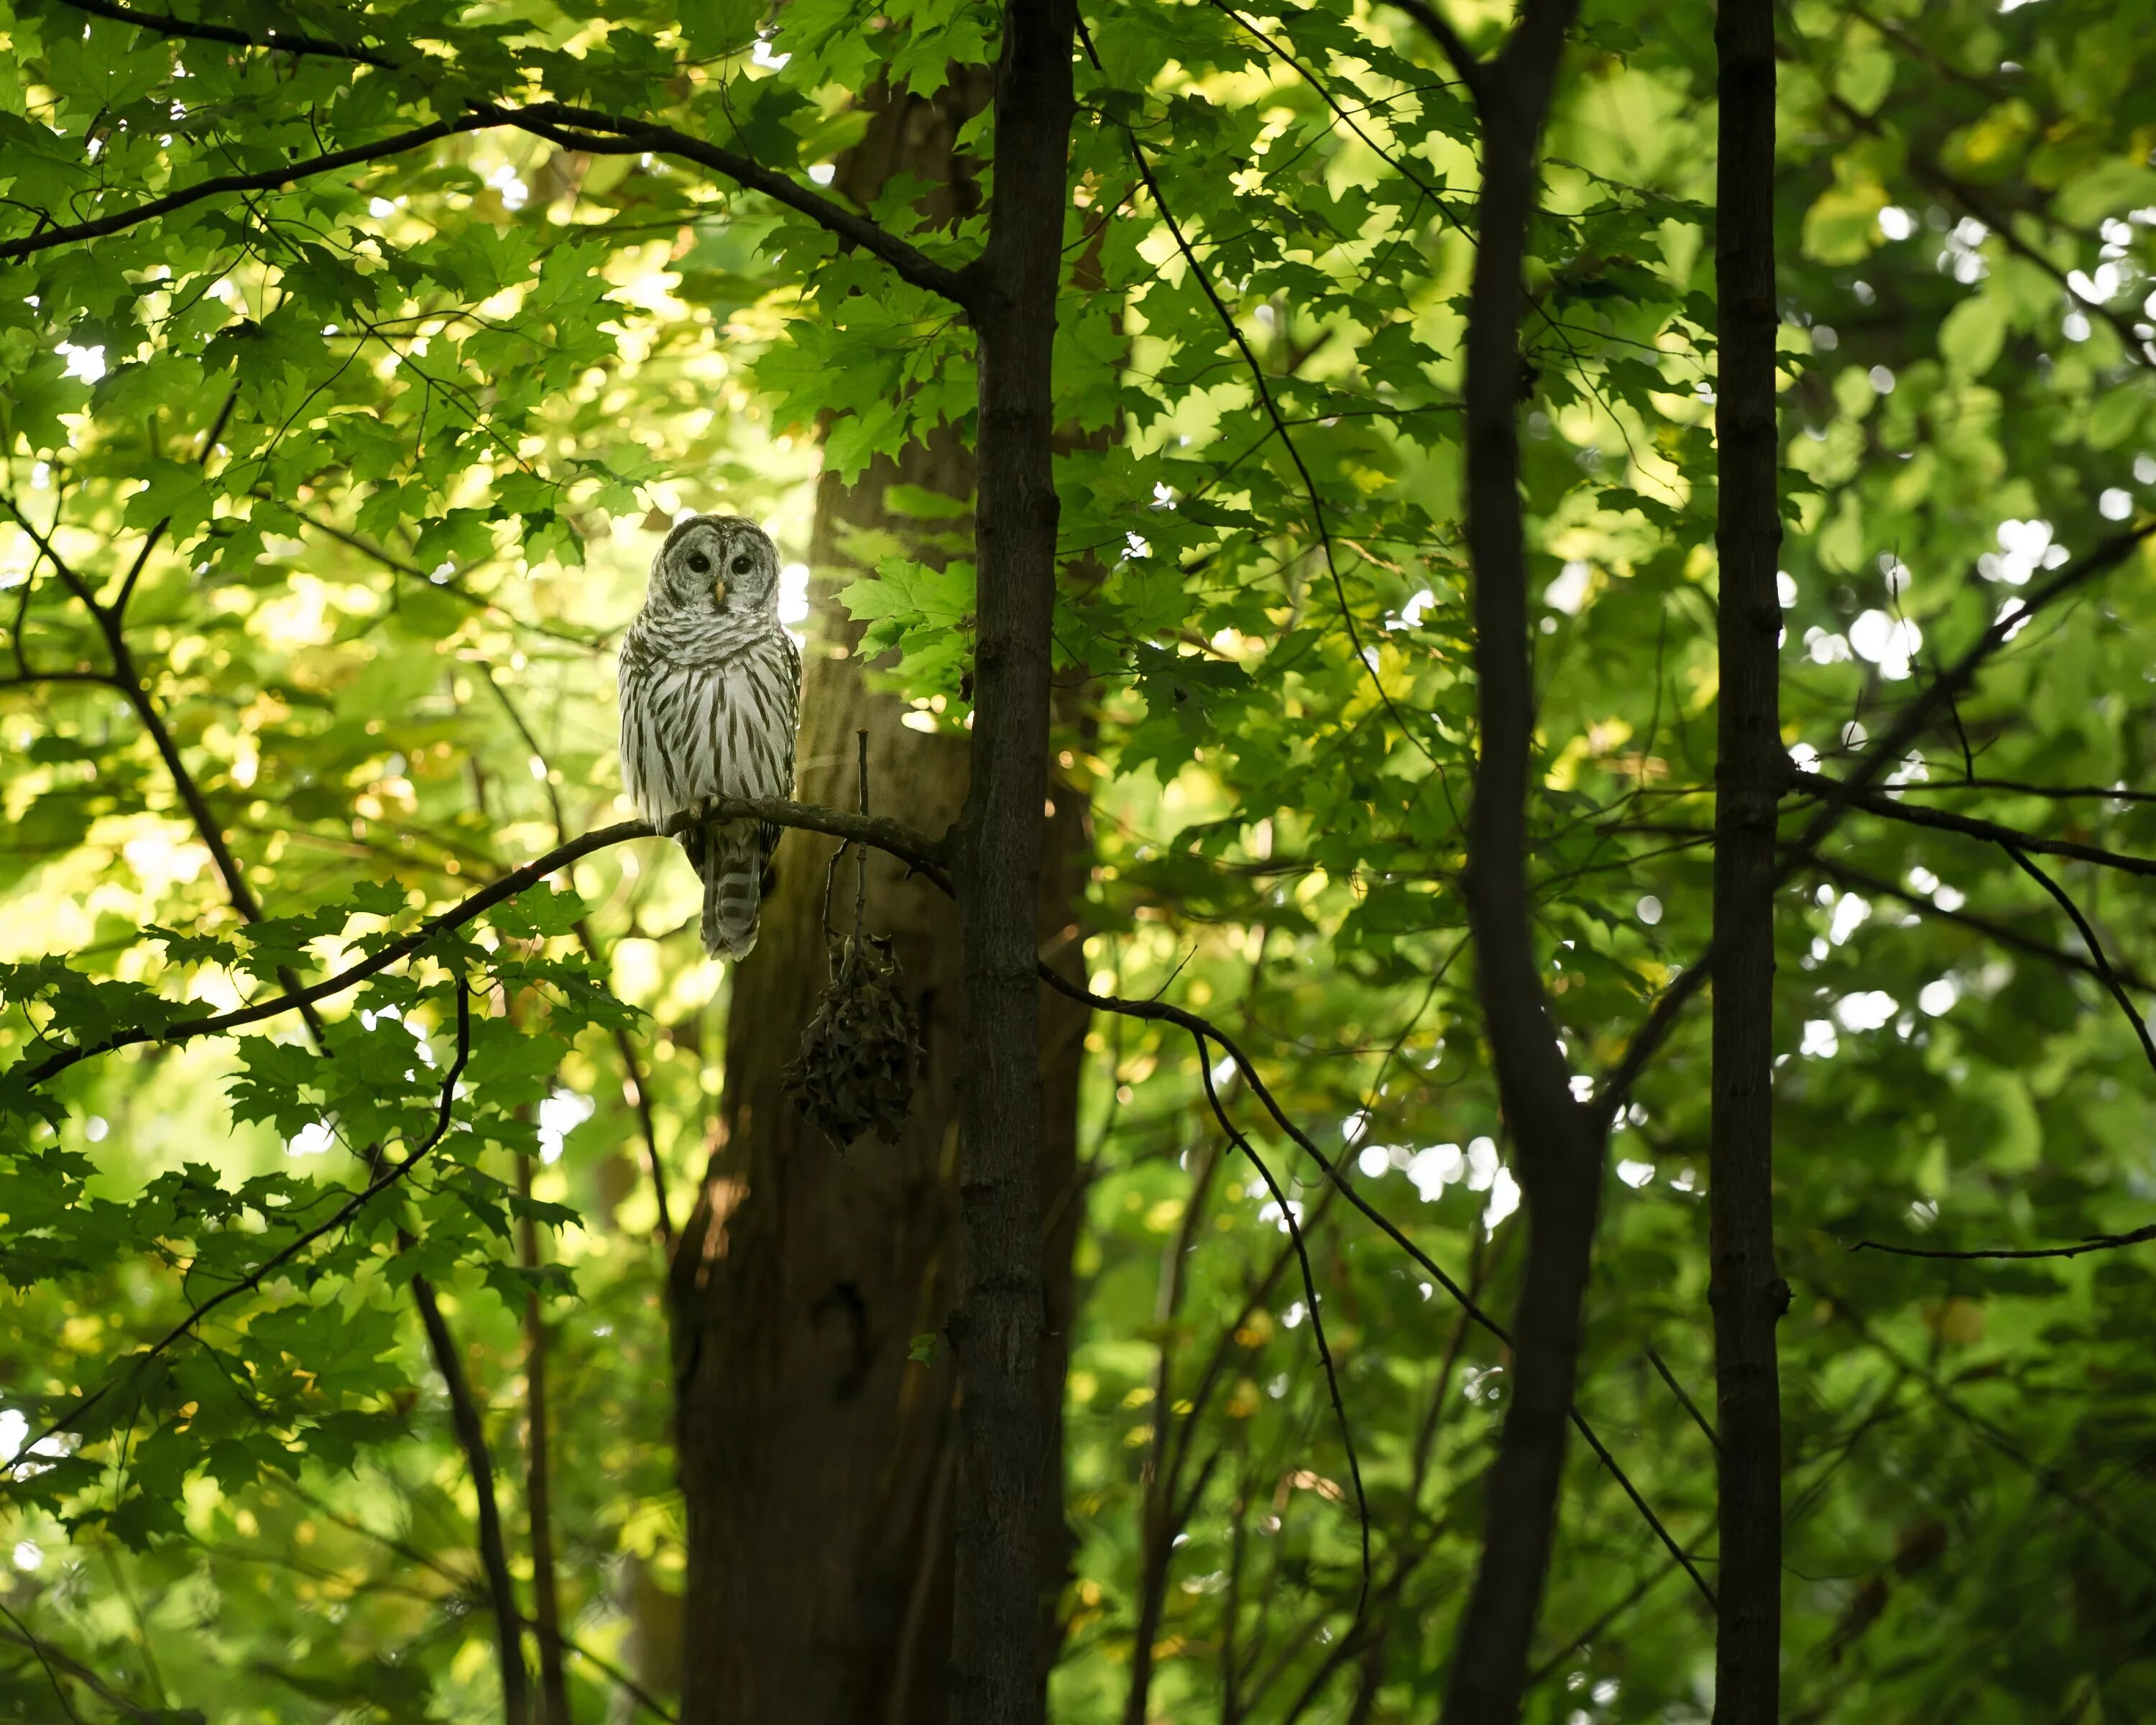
[689,821,763,960]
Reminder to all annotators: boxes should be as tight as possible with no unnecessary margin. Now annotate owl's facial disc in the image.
[654,514,776,615]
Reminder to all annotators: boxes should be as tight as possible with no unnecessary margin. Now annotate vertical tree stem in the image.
[520,1151,573,1725]
[948,1,1076,1719]
[415,1284,533,1724]
[1710,0,1788,1715]
[1433,4,1590,1721]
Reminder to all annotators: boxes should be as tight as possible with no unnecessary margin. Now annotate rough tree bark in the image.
[667,71,1088,1725]
[945,4,1079,1724]
[1414,4,1593,1723]
[1709,0,1787,1716]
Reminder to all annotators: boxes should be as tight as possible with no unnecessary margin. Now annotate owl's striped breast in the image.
[619,619,799,825]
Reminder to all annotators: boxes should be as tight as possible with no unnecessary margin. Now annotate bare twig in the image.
[1804,776,2156,880]
[1851,1223,2156,1262]
[0,1603,91,1724]
[1996,844,2156,1075]
[1196,1031,1372,1614]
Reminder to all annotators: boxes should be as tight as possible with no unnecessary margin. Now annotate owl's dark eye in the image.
[686,551,711,574]
[731,553,753,575]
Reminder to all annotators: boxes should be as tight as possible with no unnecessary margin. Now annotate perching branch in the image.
[9,799,947,1091]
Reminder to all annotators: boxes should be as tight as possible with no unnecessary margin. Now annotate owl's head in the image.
[647,515,780,619]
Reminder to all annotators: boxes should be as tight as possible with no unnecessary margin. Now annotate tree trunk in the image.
[1434,6,1592,1723]
[667,73,1087,1725]
[946,3,1079,1721]
[1709,0,1787,1716]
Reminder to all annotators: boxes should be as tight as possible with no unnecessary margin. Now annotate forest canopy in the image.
[3,0,2156,1721]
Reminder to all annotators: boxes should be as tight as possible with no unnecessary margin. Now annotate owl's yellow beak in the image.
[712,579,728,607]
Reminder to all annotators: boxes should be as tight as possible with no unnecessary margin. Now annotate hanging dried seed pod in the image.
[782,933,920,1149]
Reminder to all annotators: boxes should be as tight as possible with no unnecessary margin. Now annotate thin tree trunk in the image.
[1432,5,1590,1723]
[415,1285,531,1724]
[668,65,1087,1722]
[519,1153,573,1725]
[946,2,1077,1722]
[1709,0,1787,1715]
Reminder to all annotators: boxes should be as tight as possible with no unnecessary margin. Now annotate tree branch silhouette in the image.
[32,2,974,304]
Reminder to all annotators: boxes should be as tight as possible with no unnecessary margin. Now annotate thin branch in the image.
[29,7,972,305]
[1890,777,2156,806]
[1381,0,1491,104]
[57,0,398,65]
[1041,967,1716,1609]
[1825,90,2150,361]
[1804,854,2156,995]
[0,117,494,262]
[471,102,975,306]
[1997,843,2156,1074]
[472,661,676,1251]
[1087,37,1447,777]
[115,383,239,617]
[1805,776,2156,880]
[0,1604,90,1724]
[1645,1346,1721,1455]
[1851,1223,2156,1262]
[1196,1031,1372,1615]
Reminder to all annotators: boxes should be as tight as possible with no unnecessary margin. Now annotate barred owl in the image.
[619,515,803,959]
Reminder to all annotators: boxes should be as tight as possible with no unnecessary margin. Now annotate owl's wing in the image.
[760,629,804,868]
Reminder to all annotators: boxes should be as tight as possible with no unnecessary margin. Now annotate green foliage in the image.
[2,0,2156,1718]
